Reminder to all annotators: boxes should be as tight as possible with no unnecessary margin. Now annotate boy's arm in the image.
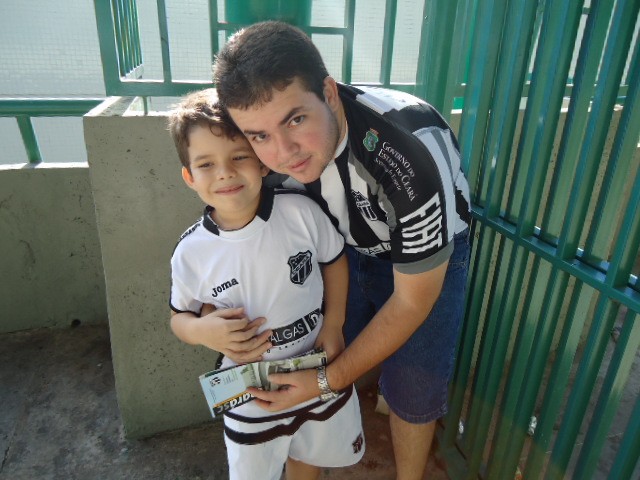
[314,253,349,362]
[170,306,273,364]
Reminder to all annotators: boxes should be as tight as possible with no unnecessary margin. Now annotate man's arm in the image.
[248,261,448,409]
[314,253,348,362]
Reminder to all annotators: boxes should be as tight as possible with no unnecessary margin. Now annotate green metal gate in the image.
[94,0,639,477]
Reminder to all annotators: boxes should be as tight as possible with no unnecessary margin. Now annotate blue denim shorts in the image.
[344,229,470,423]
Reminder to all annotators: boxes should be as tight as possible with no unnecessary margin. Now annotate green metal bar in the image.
[119,0,132,75]
[548,297,619,478]
[607,166,640,290]
[506,271,571,479]
[464,239,529,479]
[555,0,638,260]
[540,0,614,241]
[415,0,459,112]
[457,0,509,204]
[470,207,640,312]
[443,223,497,450]
[487,260,570,480]
[16,116,42,164]
[485,247,528,479]
[609,393,640,479]
[455,0,477,89]
[574,308,640,479]
[505,0,584,229]
[209,0,219,61]
[597,41,640,289]
[523,280,587,477]
[131,0,142,69]
[156,0,172,83]
[123,0,137,74]
[342,0,355,84]
[481,0,538,225]
[112,0,126,76]
[379,0,398,88]
[0,99,103,117]
[93,0,124,95]
[468,0,538,369]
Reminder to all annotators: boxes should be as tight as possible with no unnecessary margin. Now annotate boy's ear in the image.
[260,163,270,177]
[181,166,196,188]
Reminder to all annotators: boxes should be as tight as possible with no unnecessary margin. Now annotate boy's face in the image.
[227,77,344,184]
[182,125,268,230]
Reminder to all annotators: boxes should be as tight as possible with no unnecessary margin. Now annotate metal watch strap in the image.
[316,366,339,402]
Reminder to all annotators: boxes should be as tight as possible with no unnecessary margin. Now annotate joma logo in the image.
[212,278,239,298]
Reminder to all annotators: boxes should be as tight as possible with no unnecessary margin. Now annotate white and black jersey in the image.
[299,84,471,274]
[171,187,345,373]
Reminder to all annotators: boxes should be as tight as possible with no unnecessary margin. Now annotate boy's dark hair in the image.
[213,21,329,109]
[167,88,240,171]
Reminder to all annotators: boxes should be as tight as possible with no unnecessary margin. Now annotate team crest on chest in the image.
[363,128,379,152]
[288,251,313,285]
[352,190,378,221]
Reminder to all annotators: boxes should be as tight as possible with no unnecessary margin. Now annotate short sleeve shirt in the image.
[301,84,471,274]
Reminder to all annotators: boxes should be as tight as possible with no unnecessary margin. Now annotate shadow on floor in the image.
[0,325,448,480]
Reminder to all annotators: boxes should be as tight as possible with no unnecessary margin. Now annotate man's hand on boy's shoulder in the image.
[198,307,273,364]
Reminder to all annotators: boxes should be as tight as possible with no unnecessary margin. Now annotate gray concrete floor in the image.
[0,325,449,480]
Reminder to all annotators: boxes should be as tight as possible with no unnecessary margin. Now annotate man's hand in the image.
[247,369,320,411]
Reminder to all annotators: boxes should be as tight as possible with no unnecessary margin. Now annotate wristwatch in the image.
[317,366,339,401]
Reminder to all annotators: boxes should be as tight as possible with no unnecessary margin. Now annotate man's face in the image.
[227,77,344,184]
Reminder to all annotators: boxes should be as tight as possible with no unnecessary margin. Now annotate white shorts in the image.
[223,386,365,480]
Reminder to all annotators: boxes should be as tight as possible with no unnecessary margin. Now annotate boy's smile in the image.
[183,125,268,230]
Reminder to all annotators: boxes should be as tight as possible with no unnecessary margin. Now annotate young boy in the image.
[167,89,365,480]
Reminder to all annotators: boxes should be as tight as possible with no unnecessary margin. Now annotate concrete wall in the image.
[0,163,107,333]
[84,98,218,438]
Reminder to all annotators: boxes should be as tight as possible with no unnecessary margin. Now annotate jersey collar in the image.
[202,187,275,238]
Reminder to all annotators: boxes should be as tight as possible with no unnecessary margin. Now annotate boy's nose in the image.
[216,164,236,179]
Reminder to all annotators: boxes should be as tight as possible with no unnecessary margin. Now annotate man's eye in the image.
[252,134,267,143]
[290,115,305,126]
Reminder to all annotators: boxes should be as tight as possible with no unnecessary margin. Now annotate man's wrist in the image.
[316,365,339,401]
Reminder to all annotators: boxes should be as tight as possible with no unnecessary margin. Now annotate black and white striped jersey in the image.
[303,84,471,274]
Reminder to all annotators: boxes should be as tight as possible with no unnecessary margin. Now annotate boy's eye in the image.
[290,115,305,126]
[233,155,249,161]
[198,162,212,168]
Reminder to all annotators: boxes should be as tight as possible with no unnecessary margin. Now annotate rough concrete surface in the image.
[0,325,448,480]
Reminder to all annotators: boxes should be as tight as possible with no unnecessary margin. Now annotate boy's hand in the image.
[171,307,272,364]
[199,307,273,364]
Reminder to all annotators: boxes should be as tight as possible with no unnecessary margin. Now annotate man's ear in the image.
[181,166,195,188]
[322,76,340,112]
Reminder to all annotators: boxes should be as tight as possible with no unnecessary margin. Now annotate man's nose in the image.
[276,133,299,158]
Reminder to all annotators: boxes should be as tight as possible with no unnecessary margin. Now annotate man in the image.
[214,21,471,480]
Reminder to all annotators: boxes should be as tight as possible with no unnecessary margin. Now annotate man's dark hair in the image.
[213,21,330,109]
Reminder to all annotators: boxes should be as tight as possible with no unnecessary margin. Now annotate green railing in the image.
[0,99,103,164]
[91,0,639,478]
